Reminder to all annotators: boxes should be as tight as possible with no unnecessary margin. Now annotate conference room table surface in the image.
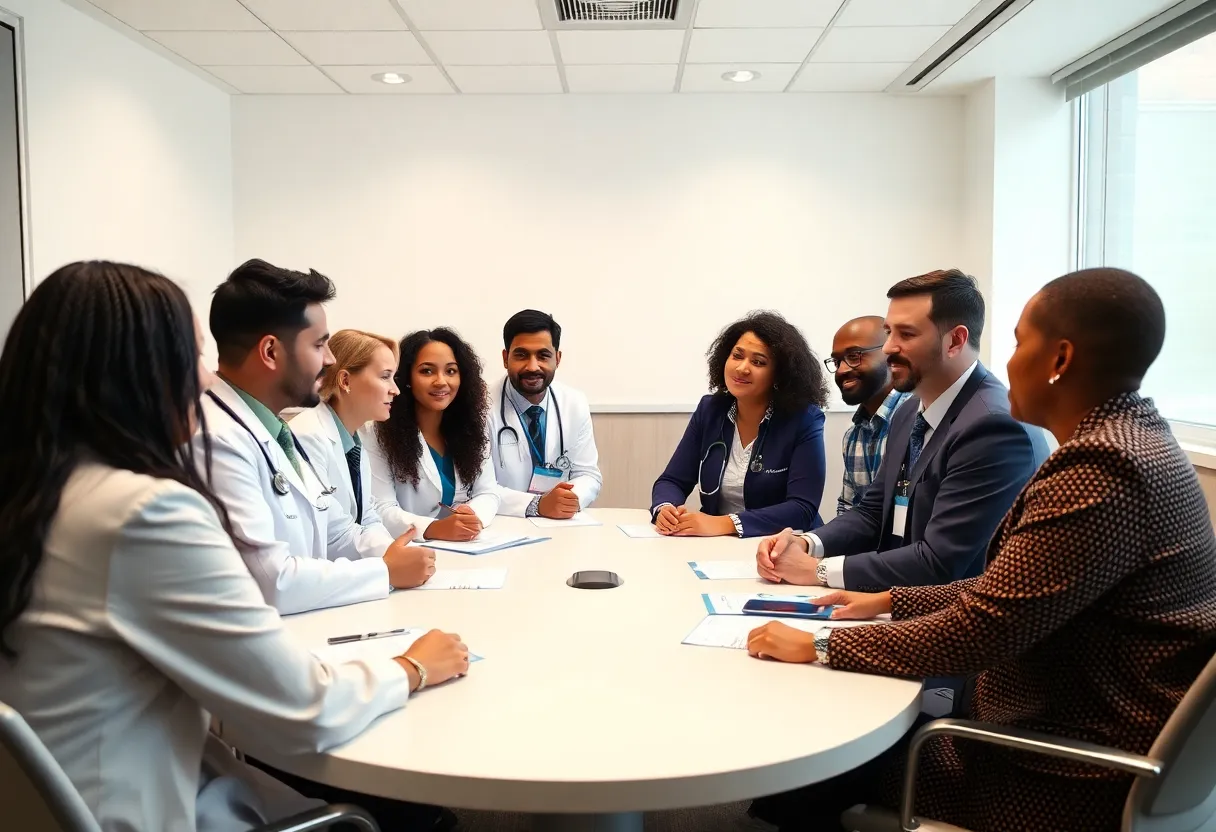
[253,508,922,830]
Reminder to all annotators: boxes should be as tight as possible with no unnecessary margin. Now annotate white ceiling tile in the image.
[556,30,686,65]
[447,65,562,93]
[204,65,343,93]
[811,26,950,62]
[679,63,799,92]
[565,64,678,93]
[146,31,306,65]
[281,31,429,65]
[695,0,844,29]
[240,0,407,30]
[84,0,265,30]
[836,0,981,27]
[425,31,555,66]
[789,62,907,91]
[686,28,821,64]
[399,0,543,31]
[323,65,455,93]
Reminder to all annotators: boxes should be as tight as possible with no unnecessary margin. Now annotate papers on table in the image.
[701,592,818,615]
[529,513,603,528]
[312,628,484,665]
[687,560,760,580]
[618,523,663,538]
[422,532,548,555]
[413,568,506,590]
[682,614,822,650]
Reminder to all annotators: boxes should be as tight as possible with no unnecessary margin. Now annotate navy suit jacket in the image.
[816,364,1050,591]
[650,394,826,537]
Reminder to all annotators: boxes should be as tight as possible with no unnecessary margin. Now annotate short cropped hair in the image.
[210,258,335,364]
[503,309,561,351]
[887,269,985,349]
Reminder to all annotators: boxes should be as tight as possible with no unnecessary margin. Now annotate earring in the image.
[342,386,350,394]
[1048,374,1061,385]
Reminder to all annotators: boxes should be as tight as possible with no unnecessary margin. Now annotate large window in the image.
[1076,30,1216,431]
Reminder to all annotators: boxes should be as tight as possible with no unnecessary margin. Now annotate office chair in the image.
[842,650,1216,832]
[0,701,379,832]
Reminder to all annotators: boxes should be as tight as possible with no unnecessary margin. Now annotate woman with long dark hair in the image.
[0,262,468,831]
[650,310,830,537]
[365,327,500,541]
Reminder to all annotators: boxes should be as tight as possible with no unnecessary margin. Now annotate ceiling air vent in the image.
[544,0,691,29]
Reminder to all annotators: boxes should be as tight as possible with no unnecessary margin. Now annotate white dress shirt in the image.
[718,428,753,517]
[0,463,410,832]
[810,361,979,588]
[487,378,602,516]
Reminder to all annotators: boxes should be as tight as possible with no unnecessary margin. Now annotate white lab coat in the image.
[487,378,603,516]
[361,423,500,539]
[0,462,411,832]
[289,402,394,557]
[195,379,389,615]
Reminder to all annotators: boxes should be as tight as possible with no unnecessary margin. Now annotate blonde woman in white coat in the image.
[0,262,470,832]
[365,328,500,541]
[291,329,411,558]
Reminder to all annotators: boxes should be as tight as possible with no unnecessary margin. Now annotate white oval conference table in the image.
[249,509,922,832]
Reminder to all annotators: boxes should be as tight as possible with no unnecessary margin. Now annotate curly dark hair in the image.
[375,328,490,488]
[706,310,830,415]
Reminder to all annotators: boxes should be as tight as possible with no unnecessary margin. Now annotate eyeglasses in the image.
[824,345,884,373]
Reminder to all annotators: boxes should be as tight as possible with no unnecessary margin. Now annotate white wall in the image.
[232,93,965,410]
[4,0,233,315]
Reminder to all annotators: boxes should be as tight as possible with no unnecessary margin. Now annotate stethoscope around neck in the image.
[206,390,337,510]
[495,379,571,472]
[699,410,768,497]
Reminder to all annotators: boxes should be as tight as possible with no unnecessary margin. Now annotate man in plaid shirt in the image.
[825,316,911,515]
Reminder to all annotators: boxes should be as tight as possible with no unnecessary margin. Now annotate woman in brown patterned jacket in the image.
[747,267,1216,831]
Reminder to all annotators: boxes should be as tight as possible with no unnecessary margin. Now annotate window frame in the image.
[1071,76,1216,468]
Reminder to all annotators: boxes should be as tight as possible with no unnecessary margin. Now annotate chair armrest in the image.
[253,804,380,832]
[899,719,1162,831]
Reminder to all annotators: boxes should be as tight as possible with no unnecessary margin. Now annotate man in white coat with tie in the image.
[488,310,602,518]
[196,259,434,615]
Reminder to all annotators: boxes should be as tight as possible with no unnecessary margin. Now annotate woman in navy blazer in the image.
[651,311,830,538]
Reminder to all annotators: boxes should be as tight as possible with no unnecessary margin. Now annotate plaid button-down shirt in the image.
[838,388,912,515]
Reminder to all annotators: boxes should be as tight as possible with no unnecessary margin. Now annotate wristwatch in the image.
[401,656,428,692]
[814,631,831,665]
[816,560,828,586]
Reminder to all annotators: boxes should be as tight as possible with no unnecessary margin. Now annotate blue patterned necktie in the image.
[525,405,544,466]
[908,413,930,473]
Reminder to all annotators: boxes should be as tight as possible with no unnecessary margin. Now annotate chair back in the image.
[0,702,100,832]
[1127,650,1216,831]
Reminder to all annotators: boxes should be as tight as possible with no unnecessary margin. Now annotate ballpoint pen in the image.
[327,628,408,645]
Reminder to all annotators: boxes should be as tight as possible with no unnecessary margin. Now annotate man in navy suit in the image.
[757,269,1050,592]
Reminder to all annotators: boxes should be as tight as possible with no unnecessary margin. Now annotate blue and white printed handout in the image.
[312,628,484,665]
[687,560,760,580]
[701,592,819,615]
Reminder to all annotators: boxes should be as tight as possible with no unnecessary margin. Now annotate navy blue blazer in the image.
[816,363,1051,591]
[650,394,826,537]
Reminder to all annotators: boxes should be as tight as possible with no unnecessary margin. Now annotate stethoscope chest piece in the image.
[272,471,291,496]
[749,457,763,473]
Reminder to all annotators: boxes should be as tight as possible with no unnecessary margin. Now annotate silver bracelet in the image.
[401,655,428,691]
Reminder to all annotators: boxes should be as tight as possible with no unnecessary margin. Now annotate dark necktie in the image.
[345,444,363,523]
[908,414,930,473]
[525,405,544,466]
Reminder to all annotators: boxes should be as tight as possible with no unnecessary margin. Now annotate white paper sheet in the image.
[681,615,823,650]
[687,560,760,580]
[617,523,664,538]
[529,513,603,528]
[413,568,507,590]
[422,532,545,555]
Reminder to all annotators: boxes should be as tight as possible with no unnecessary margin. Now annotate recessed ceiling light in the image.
[372,71,410,85]
[722,70,760,83]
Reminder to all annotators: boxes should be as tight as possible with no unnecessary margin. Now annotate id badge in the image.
[892,495,909,539]
[528,464,565,495]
